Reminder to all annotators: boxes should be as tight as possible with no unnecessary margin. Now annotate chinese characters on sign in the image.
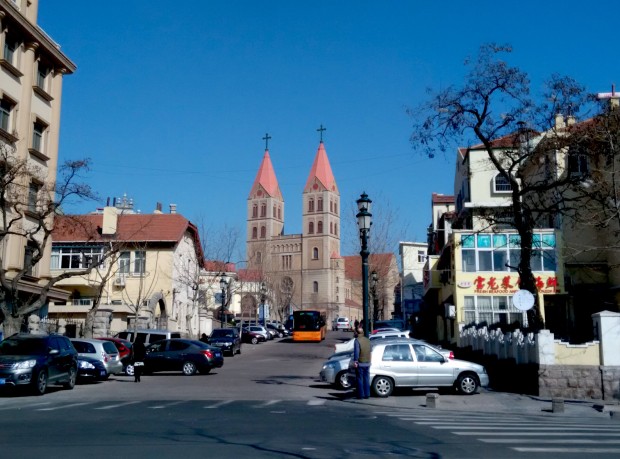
[471,275,559,294]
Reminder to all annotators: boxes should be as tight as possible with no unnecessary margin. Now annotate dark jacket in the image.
[132,342,146,362]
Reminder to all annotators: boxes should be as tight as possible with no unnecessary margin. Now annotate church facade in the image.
[245,140,345,323]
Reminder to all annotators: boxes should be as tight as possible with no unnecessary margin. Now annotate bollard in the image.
[552,398,564,413]
[426,393,439,409]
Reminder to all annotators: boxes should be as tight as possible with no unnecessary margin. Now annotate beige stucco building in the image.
[47,203,206,338]
[0,0,76,332]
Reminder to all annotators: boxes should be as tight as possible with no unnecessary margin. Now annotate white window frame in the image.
[493,174,512,193]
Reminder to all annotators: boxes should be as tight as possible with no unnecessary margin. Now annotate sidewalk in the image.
[345,388,620,419]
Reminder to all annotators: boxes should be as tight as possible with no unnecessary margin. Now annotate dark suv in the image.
[0,333,78,395]
[207,328,241,356]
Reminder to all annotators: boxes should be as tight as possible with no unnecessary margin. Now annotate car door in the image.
[145,340,169,371]
[166,340,191,370]
[376,344,417,387]
[413,344,454,387]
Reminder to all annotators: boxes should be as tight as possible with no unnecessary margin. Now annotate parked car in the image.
[77,355,108,382]
[71,338,123,376]
[246,325,270,341]
[347,339,488,397]
[332,317,351,331]
[114,329,183,345]
[334,330,412,354]
[0,333,77,395]
[238,327,266,344]
[320,351,353,390]
[208,328,241,356]
[265,323,284,338]
[97,337,133,375]
[142,339,224,375]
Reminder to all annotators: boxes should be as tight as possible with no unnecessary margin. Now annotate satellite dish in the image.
[512,289,535,311]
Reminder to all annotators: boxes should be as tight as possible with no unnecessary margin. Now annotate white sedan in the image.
[333,330,411,354]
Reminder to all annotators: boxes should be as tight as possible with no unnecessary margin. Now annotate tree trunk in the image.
[2,315,23,338]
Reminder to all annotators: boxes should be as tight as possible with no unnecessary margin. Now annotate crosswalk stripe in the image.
[0,401,52,410]
[95,401,141,410]
[204,400,233,409]
[513,447,620,453]
[252,400,281,408]
[307,400,325,406]
[432,426,617,431]
[37,402,90,411]
[481,439,620,444]
[454,432,620,436]
[148,401,187,409]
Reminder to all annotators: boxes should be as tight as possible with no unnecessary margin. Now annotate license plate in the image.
[100,370,106,376]
[215,352,221,358]
[0,378,5,385]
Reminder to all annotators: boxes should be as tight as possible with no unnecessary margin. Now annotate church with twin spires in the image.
[246,136,345,322]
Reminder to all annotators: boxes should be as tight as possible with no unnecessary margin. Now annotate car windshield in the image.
[0,338,47,355]
[211,330,233,338]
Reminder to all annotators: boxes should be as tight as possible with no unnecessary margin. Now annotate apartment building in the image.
[0,0,76,333]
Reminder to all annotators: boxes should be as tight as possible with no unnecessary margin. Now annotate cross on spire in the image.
[317,124,326,142]
[262,133,272,150]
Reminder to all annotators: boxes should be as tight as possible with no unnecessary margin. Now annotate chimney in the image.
[154,202,163,214]
[169,203,177,214]
[554,113,565,129]
[102,206,119,235]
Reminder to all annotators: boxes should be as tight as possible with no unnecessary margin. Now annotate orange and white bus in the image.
[292,310,326,342]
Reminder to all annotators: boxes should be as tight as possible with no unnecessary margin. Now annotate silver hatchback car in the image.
[349,338,489,397]
[70,338,123,376]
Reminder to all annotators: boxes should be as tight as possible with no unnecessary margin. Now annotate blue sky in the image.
[38,1,619,258]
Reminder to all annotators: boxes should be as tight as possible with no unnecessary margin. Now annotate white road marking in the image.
[94,401,141,410]
[0,402,52,410]
[204,400,233,409]
[252,400,281,408]
[435,426,618,431]
[37,402,90,411]
[454,432,620,436]
[514,447,620,453]
[307,400,325,406]
[148,401,187,409]
[481,439,620,444]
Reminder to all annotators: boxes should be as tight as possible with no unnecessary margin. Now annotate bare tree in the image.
[409,43,596,330]
[0,143,102,336]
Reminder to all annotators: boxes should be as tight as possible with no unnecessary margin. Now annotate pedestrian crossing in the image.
[0,398,328,413]
[375,410,620,455]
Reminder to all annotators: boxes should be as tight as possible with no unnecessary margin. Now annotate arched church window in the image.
[309,199,315,212]
[252,227,257,239]
[317,197,323,211]
[317,221,323,233]
[256,252,262,264]
[308,222,314,234]
[260,204,266,217]
[252,204,258,218]
[313,281,319,293]
[278,207,282,219]
[273,205,276,217]
[260,226,266,238]
[313,247,319,259]
[330,200,333,212]
[334,223,338,235]
[334,202,338,213]
[330,222,333,234]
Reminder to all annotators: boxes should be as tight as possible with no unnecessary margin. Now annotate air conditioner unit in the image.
[114,277,126,287]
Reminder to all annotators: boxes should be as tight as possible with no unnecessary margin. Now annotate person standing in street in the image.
[353,327,371,399]
[132,341,146,383]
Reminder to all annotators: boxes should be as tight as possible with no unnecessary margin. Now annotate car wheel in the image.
[372,376,393,398]
[125,364,135,377]
[237,346,241,355]
[63,366,77,390]
[182,361,197,376]
[336,371,351,390]
[229,349,235,357]
[33,369,48,396]
[251,337,258,345]
[456,373,479,395]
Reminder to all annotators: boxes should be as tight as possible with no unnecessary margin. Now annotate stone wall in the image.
[538,365,603,399]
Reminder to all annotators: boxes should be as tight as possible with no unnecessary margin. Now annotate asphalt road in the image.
[0,331,617,458]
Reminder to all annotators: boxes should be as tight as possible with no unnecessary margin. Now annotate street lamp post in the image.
[356,192,372,336]
[260,282,267,325]
[219,275,228,328]
[370,270,379,326]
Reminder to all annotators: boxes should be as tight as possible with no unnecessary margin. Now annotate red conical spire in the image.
[249,149,282,199]
[305,141,338,193]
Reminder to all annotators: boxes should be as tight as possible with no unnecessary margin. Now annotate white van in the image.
[114,329,183,345]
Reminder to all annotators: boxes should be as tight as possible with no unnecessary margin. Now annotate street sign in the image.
[512,289,535,311]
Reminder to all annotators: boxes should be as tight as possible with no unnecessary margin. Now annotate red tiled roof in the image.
[432,193,454,204]
[204,261,237,273]
[345,298,361,307]
[53,214,197,243]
